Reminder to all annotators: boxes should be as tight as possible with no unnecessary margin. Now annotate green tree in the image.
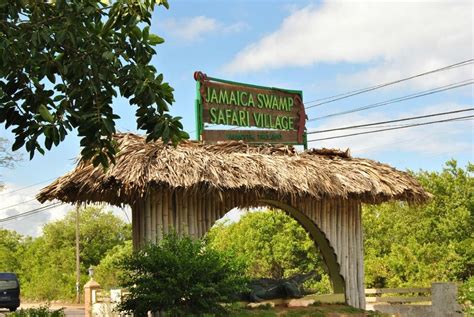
[206,209,331,294]
[19,205,131,300]
[42,205,131,268]
[20,236,77,300]
[363,160,473,288]
[0,228,26,272]
[95,240,132,290]
[118,233,247,317]
[0,0,188,167]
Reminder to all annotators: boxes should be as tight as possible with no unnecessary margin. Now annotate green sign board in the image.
[194,71,307,147]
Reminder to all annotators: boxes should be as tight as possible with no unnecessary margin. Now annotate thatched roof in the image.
[37,133,430,206]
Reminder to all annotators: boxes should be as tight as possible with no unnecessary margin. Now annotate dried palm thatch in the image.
[37,133,430,206]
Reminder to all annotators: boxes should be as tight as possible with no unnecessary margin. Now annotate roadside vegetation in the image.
[6,305,65,317]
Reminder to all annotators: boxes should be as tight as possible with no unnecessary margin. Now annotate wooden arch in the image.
[132,188,365,308]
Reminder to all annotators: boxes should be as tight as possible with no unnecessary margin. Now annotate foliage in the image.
[206,210,331,294]
[0,0,188,167]
[363,160,473,288]
[40,205,131,269]
[1,205,130,300]
[7,305,65,317]
[0,228,28,272]
[118,232,248,317]
[19,236,78,300]
[94,240,132,289]
[459,276,474,315]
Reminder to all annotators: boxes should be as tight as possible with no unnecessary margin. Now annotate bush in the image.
[95,241,133,290]
[459,276,474,315]
[7,305,65,317]
[118,232,248,316]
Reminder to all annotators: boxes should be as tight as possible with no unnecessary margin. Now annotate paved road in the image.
[0,303,85,317]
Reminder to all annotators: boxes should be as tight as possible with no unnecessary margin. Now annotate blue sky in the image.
[1,0,473,236]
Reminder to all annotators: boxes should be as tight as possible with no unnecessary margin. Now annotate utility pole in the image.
[75,204,80,304]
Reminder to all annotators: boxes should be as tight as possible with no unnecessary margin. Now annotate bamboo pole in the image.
[343,199,350,303]
[204,198,210,234]
[144,194,152,243]
[188,194,196,238]
[162,189,169,235]
[196,195,202,238]
[343,201,357,306]
[176,190,182,235]
[150,190,157,243]
[310,199,316,222]
[182,191,189,235]
[132,204,138,250]
[356,202,365,308]
[352,200,358,307]
[330,198,337,248]
[315,199,322,225]
[157,188,163,241]
[210,196,216,228]
[336,199,342,262]
[169,190,175,233]
[320,199,326,235]
[139,199,145,247]
[353,201,358,308]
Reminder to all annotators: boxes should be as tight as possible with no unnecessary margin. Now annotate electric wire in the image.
[0,177,56,196]
[308,80,473,122]
[0,202,63,223]
[307,108,474,134]
[304,59,474,108]
[0,198,38,211]
[307,115,474,143]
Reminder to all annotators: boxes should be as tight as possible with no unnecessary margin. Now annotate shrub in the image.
[459,276,474,315]
[118,232,248,316]
[7,305,65,317]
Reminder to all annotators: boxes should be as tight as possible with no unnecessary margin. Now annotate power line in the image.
[0,202,63,223]
[304,59,474,108]
[0,177,56,196]
[308,79,473,122]
[307,108,474,135]
[0,198,38,211]
[307,115,473,143]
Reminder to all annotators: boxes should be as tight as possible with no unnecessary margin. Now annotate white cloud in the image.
[0,184,131,237]
[163,16,248,42]
[307,103,473,156]
[223,1,473,87]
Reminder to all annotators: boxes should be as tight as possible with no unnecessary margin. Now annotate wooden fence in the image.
[365,287,431,304]
[365,283,462,317]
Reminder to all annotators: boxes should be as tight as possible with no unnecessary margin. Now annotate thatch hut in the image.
[37,133,429,308]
